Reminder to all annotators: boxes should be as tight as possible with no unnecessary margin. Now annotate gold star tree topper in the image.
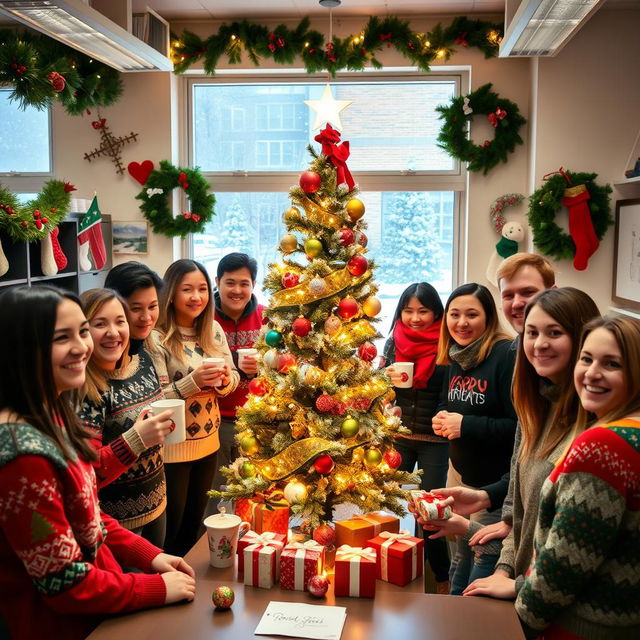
[305,83,352,131]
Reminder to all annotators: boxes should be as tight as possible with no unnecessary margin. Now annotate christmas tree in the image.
[211,124,419,530]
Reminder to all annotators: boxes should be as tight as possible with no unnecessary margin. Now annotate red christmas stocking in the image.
[563,185,599,271]
[51,227,68,270]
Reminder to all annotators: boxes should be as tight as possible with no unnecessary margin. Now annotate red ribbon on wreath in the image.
[183,212,200,223]
[314,124,355,190]
[488,107,507,128]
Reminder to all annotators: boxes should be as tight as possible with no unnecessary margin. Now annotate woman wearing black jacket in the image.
[382,282,450,593]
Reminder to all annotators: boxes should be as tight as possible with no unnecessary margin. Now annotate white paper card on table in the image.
[254,601,347,640]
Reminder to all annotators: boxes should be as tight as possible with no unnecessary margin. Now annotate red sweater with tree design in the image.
[0,422,166,640]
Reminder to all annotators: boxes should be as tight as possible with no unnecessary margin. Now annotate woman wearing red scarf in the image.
[381,282,449,593]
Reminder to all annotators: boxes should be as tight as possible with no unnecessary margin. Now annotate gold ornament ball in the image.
[240,435,259,455]
[280,234,298,254]
[346,198,365,221]
[362,296,382,317]
[341,416,360,438]
[364,447,383,467]
[283,206,300,223]
[324,315,341,335]
[304,238,323,259]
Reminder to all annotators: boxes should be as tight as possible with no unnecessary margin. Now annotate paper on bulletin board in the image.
[254,601,346,640]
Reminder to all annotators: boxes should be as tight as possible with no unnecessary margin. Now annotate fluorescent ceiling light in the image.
[500,0,606,57]
[0,0,173,71]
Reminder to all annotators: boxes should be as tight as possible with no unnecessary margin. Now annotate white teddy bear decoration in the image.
[485,193,525,287]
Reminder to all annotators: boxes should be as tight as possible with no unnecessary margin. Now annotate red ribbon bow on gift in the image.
[183,212,201,223]
[420,492,449,519]
[314,124,355,190]
[91,118,106,129]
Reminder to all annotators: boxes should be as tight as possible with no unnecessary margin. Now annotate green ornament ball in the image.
[304,238,323,259]
[265,329,283,347]
[239,461,257,478]
[240,435,259,455]
[341,416,360,438]
[364,447,383,467]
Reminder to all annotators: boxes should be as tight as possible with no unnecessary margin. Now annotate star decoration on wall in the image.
[305,83,352,131]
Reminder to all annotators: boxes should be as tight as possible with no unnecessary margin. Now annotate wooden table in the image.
[88,535,525,640]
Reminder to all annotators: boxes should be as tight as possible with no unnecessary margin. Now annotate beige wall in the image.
[49,7,640,310]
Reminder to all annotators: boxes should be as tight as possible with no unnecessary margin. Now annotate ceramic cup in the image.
[387,361,414,388]
[149,398,186,445]
[203,357,226,386]
[236,348,259,374]
[203,512,250,568]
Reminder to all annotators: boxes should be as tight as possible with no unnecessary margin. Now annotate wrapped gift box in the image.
[335,511,399,548]
[235,490,289,536]
[237,530,287,573]
[410,489,452,520]
[280,540,325,591]
[243,543,281,589]
[367,530,424,587]
[334,545,377,598]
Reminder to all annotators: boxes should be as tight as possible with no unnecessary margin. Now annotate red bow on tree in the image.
[183,212,200,223]
[314,124,355,190]
[91,118,106,129]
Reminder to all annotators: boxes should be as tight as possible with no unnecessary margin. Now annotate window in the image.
[188,75,464,336]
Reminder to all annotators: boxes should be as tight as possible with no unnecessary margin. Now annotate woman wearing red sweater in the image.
[0,286,195,640]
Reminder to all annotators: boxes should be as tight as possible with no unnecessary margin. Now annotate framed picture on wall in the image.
[612,198,640,310]
[112,221,149,255]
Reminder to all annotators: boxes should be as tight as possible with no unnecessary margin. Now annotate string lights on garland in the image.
[171,15,503,76]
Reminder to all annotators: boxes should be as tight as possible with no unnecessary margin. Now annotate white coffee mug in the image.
[237,348,258,373]
[203,512,250,568]
[388,361,414,388]
[203,357,226,386]
[149,398,186,445]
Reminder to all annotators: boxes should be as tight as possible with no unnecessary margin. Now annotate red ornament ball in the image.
[299,170,321,193]
[307,574,329,598]
[347,254,368,277]
[337,297,359,319]
[355,231,368,248]
[358,341,377,362]
[313,453,335,475]
[248,377,269,397]
[313,524,336,547]
[212,585,235,609]
[338,227,355,246]
[315,393,336,413]
[277,352,297,373]
[383,448,403,470]
[281,271,300,288]
[292,317,312,337]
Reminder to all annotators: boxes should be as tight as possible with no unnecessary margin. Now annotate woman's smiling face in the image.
[446,294,487,346]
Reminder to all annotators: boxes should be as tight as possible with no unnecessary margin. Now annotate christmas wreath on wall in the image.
[135,161,216,238]
[528,169,613,271]
[436,83,526,175]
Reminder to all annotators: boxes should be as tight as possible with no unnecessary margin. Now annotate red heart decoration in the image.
[128,160,154,185]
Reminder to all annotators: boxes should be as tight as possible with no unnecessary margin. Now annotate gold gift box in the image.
[335,512,400,548]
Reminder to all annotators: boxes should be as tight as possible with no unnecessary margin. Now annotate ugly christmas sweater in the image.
[443,338,517,487]
[214,292,265,419]
[149,323,239,463]
[516,419,640,640]
[0,422,166,640]
[79,348,166,530]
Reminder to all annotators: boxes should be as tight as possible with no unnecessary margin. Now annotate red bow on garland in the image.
[314,124,355,190]
[455,32,469,47]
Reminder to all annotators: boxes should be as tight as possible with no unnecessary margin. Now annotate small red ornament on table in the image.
[212,586,235,609]
[308,574,330,598]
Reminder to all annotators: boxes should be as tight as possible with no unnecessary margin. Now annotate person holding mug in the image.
[79,288,173,546]
[381,282,450,593]
[0,286,195,640]
[150,259,239,556]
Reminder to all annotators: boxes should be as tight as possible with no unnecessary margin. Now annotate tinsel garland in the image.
[135,160,216,238]
[172,16,503,76]
[436,83,526,175]
[0,29,123,116]
[527,171,612,261]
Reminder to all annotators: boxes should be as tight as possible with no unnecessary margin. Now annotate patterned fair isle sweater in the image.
[149,323,239,463]
[0,422,166,640]
[515,419,640,640]
[79,348,166,530]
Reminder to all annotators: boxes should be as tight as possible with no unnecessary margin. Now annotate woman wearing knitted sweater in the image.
[150,259,239,556]
[0,287,195,640]
[79,288,173,547]
[515,315,640,640]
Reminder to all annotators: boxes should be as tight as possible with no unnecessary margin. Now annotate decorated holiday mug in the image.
[204,512,250,568]
[148,398,186,445]
[387,362,414,388]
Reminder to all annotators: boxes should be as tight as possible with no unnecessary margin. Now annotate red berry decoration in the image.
[308,574,329,598]
[299,170,321,194]
[292,317,312,337]
[383,448,403,470]
[277,352,297,373]
[347,254,369,276]
[313,453,335,475]
[338,227,355,246]
[248,377,269,397]
[315,393,336,413]
[313,524,336,547]
[337,297,359,319]
[48,71,66,92]
[358,341,377,362]
[281,271,299,288]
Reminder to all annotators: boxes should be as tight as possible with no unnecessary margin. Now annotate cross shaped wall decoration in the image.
[84,116,139,175]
